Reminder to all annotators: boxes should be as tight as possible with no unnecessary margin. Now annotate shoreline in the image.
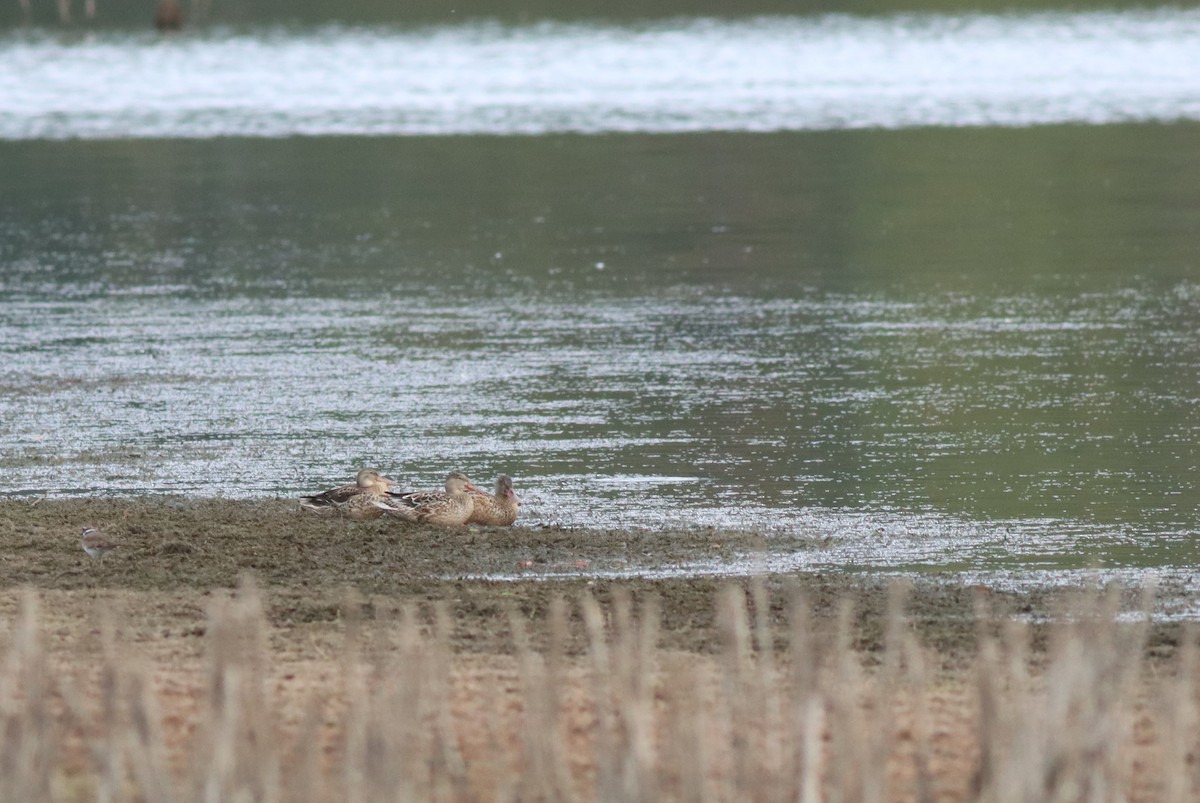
[0,497,1189,661]
[0,497,1193,801]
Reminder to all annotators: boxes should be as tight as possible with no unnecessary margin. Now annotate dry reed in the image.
[0,577,1195,802]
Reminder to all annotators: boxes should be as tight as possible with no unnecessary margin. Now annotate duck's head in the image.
[496,474,520,504]
[356,468,397,490]
[445,471,480,494]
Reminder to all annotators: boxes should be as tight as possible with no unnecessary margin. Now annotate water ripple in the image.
[2,10,1199,138]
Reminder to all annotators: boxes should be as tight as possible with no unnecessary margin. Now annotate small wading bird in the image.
[466,474,521,526]
[375,471,479,526]
[80,527,117,559]
[299,468,399,521]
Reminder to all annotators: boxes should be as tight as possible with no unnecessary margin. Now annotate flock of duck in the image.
[75,469,520,561]
[298,468,521,527]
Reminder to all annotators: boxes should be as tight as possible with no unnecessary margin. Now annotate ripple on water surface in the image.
[2,287,1198,586]
[2,10,1200,138]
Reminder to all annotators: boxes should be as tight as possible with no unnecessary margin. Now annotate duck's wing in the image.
[466,495,519,526]
[299,482,360,509]
[465,494,496,524]
[371,495,420,521]
[385,489,447,509]
[379,489,471,525]
[413,493,474,526]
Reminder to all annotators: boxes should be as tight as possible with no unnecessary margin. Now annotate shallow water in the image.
[2,12,1199,581]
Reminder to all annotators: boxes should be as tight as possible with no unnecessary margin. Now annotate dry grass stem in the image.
[0,580,1194,802]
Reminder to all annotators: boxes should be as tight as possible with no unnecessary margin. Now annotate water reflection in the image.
[1,126,1198,575]
[2,10,1200,138]
[2,287,1197,562]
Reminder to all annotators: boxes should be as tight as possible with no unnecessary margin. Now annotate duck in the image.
[375,471,479,526]
[299,468,399,521]
[467,474,521,526]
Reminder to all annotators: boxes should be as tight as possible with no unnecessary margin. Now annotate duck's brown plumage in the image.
[467,474,520,526]
[300,468,397,521]
[377,471,478,526]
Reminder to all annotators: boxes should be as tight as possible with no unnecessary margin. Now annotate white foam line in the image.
[2,10,1199,138]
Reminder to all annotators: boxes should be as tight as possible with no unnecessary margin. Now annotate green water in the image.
[7,126,1199,294]
[2,125,1199,575]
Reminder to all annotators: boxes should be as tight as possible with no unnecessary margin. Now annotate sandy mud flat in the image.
[0,497,1185,650]
[0,498,1192,801]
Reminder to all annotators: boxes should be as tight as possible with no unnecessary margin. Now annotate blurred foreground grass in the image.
[0,577,1193,801]
[0,499,1194,800]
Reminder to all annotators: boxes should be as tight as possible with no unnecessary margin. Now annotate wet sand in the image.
[0,497,1192,800]
[0,497,1187,660]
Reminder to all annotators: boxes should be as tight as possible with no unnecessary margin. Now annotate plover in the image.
[80,527,118,559]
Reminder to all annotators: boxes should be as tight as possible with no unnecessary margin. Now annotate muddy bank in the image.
[0,498,1187,662]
